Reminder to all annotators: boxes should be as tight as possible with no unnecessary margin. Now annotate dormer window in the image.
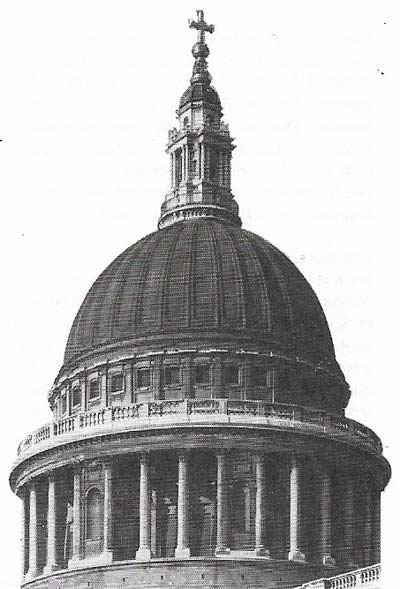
[164,366,180,386]
[138,368,151,389]
[72,385,81,407]
[110,373,124,394]
[89,378,100,401]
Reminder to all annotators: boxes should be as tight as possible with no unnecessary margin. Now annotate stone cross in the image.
[189,10,215,43]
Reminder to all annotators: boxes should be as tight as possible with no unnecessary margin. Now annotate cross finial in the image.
[189,9,215,43]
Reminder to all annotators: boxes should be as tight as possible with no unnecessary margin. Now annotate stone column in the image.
[343,477,355,567]
[82,370,87,411]
[288,456,305,562]
[44,472,57,573]
[69,467,82,566]
[103,462,113,562]
[175,451,191,558]
[182,357,192,398]
[215,450,230,555]
[136,454,152,561]
[213,357,224,398]
[20,490,27,582]
[25,482,38,581]
[254,454,269,556]
[319,470,335,566]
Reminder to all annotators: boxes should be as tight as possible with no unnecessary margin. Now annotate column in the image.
[215,450,230,555]
[20,490,27,582]
[136,454,152,561]
[319,470,335,566]
[103,462,113,562]
[44,473,57,573]
[69,467,82,566]
[254,454,269,556]
[182,356,192,398]
[100,365,108,406]
[175,451,190,558]
[82,370,87,411]
[288,456,305,562]
[213,356,224,398]
[342,477,355,567]
[25,483,38,580]
[66,382,71,416]
[363,487,373,565]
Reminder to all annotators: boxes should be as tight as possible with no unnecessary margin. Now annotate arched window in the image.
[86,488,103,541]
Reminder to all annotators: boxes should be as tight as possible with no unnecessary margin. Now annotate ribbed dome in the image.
[64,220,337,372]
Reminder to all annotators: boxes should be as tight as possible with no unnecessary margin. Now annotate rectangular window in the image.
[72,386,81,407]
[164,366,180,386]
[225,365,239,385]
[89,378,100,400]
[195,364,210,385]
[110,373,124,394]
[137,368,151,389]
[253,366,267,387]
[61,394,67,415]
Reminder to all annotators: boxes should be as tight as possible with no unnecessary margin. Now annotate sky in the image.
[0,1,398,587]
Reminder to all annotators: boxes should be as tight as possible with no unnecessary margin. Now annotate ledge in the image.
[15,399,382,462]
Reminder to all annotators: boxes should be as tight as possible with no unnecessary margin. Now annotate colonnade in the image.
[21,451,381,582]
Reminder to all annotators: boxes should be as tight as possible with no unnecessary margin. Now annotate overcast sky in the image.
[0,1,397,587]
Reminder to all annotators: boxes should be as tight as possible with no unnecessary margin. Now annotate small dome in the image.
[179,83,221,110]
[64,220,340,378]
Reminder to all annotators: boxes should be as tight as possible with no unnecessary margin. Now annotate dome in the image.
[64,219,339,376]
[179,83,221,109]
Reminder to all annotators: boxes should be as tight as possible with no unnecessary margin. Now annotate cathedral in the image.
[10,10,389,589]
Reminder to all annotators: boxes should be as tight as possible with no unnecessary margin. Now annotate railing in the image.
[295,564,380,589]
[16,399,382,457]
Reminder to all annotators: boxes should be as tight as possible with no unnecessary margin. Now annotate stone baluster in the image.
[136,454,152,561]
[103,462,113,562]
[288,456,305,562]
[215,450,230,554]
[343,477,355,567]
[25,482,38,580]
[69,466,82,566]
[175,451,191,558]
[254,454,269,556]
[319,470,335,566]
[44,472,57,573]
[20,489,27,582]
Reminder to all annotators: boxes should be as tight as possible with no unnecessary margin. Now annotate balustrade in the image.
[16,399,382,457]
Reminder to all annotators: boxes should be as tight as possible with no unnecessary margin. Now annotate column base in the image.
[288,549,306,563]
[254,546,270,557]
[43,562,58,574]
[322,554,336,567]
[215,546,231,556]
[25,569,37,582]
[174,546,191,559]
[68,557,82,569]
[135,546,152,561]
